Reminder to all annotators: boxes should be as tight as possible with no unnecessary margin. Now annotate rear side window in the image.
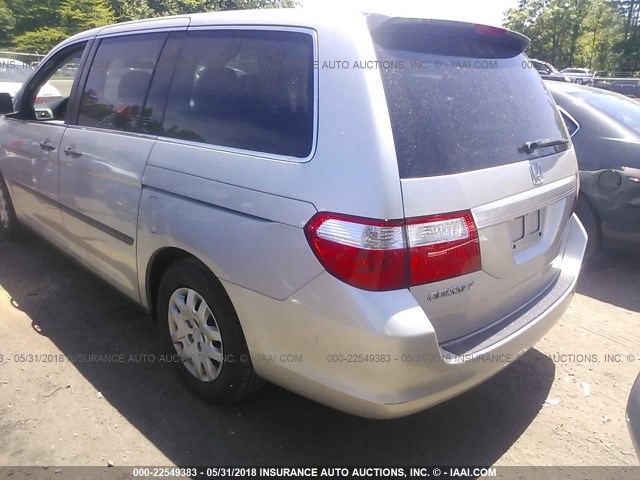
[160,30,315,158]
[560,111,579,137]
[372,21,568,178]
[78,33,167,132]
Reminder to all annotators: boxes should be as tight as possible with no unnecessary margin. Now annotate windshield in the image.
[0,60,33,83]
[572,90,640,134]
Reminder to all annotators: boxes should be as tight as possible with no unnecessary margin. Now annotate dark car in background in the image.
[547,81,640,257]
[595,78,640,98]
[530,58,572,83]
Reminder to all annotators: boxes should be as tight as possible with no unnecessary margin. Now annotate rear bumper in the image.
[225,214,587,419]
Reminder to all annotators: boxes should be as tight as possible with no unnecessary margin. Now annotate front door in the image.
[1,43,87,249]
[59,32,167,300]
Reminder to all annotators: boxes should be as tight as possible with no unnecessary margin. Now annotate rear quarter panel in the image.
[137,165,324,306]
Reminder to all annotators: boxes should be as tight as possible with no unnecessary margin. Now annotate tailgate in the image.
[371,17,579,342]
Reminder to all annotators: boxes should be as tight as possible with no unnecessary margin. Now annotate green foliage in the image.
[2,0,296,51]
[504,0,635,73]
[60,0,116,31]
[12,27,68,53]
[0,0,16,43]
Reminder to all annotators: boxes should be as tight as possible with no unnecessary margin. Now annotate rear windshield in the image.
[372,22,568,178]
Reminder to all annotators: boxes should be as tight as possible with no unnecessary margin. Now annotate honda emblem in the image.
[530,162,544,185]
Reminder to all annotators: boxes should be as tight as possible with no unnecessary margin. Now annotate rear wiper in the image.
[519,138,569,154]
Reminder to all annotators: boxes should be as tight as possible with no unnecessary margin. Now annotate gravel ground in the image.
[0,233,639,469]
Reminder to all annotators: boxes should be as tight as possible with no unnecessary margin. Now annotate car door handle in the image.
[63,146,83,158]
[39,140,56,152]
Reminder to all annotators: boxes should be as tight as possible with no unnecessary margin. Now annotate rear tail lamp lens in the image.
[304,211,480,291]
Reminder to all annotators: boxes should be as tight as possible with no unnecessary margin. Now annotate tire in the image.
[574,196,600,260]
[0,174,22,241]
[575,78,584,85]
[157,258,262,403]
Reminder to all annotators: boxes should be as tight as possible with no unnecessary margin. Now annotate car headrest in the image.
[193,67,239,110]
[118,70,152,106]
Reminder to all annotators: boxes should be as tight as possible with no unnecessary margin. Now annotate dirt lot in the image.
[0,232,639,468]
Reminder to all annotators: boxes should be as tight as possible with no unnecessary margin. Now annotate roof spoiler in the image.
[367,14,530,58]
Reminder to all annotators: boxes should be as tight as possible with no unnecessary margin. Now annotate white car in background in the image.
[0,58,61,102]
[560,67,594,85]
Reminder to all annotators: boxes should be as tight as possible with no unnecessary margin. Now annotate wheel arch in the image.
[145,246,215,321]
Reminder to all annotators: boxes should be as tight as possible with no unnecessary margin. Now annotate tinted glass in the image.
[572,90,640,134]
[560,112,579,136]
[373,24,568,178]
[161,30,314,158]
[78,33,166,132]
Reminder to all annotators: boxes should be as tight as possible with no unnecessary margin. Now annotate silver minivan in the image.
[0,9,587,418]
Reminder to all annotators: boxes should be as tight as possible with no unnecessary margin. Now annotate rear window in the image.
[372,21,568,178]
[560,111,579,137]
[78,33,167,132]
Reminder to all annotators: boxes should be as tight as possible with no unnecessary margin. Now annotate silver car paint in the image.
[0,9,589,418]
[137,170,323,303]
[223,215,586,418]
[1,120,68,250]
[59,127,155,301]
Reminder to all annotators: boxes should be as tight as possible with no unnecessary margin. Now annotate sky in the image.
[301,0,519,27]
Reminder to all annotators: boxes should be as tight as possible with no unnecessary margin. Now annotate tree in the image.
[0,0,16,45]
[3,0,298,54]
[504,0,632,72]
[12,27,68,53]
[580,0,623,71]
[60,0,116,32]
[110,0,155,21]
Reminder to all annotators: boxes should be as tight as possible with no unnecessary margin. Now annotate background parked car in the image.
[530,58,572,83]
[0,57,61,102]
[560,67,595,85]
[547,81,640,257]
[595,78,640,98]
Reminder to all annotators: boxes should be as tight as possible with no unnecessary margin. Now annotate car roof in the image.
[57,8,527,46]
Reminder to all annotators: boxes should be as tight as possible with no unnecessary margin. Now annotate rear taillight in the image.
[304,211,480,291]
[406,212,480,285]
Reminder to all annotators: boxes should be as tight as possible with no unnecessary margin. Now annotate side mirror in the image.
[0,92,14,115]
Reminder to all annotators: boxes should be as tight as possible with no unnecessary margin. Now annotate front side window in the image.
[78,33,166,132]
[161,29,315,158]
[18,44,86,122]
